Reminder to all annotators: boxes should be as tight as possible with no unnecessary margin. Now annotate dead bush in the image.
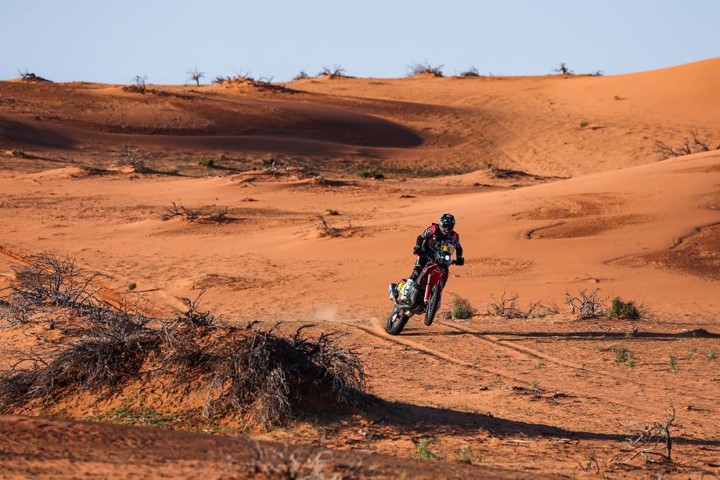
[318,64,346,78]
[565,289,607,319]
[213,73,297,93]
[116,146,149,172]
[488,291,545,319]
[176,288,215,327]
[6,253,101,311]
[613,407,676,465]
[407,62,444,77]
[553,62,573,75]
[18,69,52,83]
[655,128,718,160]
[196,326,367,424]
[122,75,148,94]
[161,202,229,223]
[0,262,368,425]
[0,320,161,411]
[458,66,480,77]
[293,70,311,80]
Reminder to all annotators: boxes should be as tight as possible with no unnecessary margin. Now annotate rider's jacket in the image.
[415,223,463,258]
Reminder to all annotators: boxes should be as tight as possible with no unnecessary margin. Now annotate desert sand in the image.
[1,58,719,478]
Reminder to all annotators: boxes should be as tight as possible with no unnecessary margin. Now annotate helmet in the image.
[439,213,455,234]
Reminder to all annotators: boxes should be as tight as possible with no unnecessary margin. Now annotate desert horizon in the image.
[1,51,720,478]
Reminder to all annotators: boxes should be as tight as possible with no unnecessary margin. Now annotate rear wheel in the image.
[387,307,410,335]
[424,285,442,326]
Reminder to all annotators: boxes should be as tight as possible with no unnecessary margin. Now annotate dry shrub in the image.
[408,62,444,77]
[0,256,368,426]
[613,407,676,466]
[6,253,101,311]
[161,202,229,223]
[655,128,718,160]
[565,289,607,319]
[0,318,161,411]
[18,69,52,83]
[318,64,346,78]
[160,322,367,424]
[116,146,149,172]
[459,66,480,77]
[488,291,545,319]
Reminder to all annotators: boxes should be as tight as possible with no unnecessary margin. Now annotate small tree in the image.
[553,62,573,75]
[187,66,205,86]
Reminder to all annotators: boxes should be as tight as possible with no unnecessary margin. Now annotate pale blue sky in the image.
[1,0,718,84]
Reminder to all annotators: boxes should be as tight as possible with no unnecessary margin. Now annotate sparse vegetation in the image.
[655,128,719,160]
[415,438,439,460]
[5,253,102,312]
[10,149,29,158]
[450,296,473,320]
[161,202,229,223]
[318,65,346,78]
[553,62,573,75]
[608,297,641,320]
[92,406,185,428]
[197,156,214,168]
[358,168,384,180]
[459,66,480,77]
[614,407,676,465]
[668,354,677,374]
[614,346,636,367]
[116,146,149,173]
[324,209,340,216]
[187,66,205,86]
[597,345,636,368]
[408,62,444,77]
[489,290,545,319]
[565,289,606,319]
[706,351,717,362]
[0,259,368,426]
[212,73,296,93]
[123,75,148,94]
[18,68,51,83]
[579,120,589,129]
[293,70,310,80]
[127,283,137,291]
[458,445,474,464]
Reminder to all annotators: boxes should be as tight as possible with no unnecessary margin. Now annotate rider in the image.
[409,213,465,282]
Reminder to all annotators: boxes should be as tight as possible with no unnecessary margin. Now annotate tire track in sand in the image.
[353,319,658,415]
[443,321,717,404]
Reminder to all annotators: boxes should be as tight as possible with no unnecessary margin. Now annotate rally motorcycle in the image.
[386,241,459,335]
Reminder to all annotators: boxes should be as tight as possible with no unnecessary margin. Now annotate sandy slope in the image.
[1,59,720,478]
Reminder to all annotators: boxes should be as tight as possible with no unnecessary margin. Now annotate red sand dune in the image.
[1,58,719,478]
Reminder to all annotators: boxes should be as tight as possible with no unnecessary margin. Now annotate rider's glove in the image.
[413,245,422,256]
[455,257,465,266]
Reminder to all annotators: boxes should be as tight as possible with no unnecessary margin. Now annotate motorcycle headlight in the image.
[444,255,450,262]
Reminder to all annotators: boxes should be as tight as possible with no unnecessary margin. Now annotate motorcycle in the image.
[386,241,460,335]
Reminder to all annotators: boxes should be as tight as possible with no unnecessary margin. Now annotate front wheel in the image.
[387,307,410,335]
[424,284,442,326]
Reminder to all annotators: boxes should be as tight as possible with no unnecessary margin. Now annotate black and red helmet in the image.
[439,213,455,234]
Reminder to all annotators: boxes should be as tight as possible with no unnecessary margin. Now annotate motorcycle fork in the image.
[424,270,441,302]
